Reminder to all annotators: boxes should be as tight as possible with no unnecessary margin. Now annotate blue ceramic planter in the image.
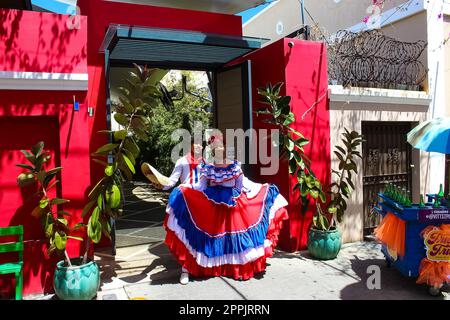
[307,227,342,260]
[54,258,100,300]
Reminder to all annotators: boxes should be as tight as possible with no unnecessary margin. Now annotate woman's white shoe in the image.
[179,272,189,285]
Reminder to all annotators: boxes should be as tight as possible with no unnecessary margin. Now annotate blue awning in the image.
[100,24,268,69]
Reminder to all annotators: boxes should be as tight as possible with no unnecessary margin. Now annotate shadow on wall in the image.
[0,9,87,73]
[0,116,61,296]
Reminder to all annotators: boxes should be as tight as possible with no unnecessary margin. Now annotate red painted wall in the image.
[0,90,90,296]
[0,10,90,296]
[247,38,331,252]
[0,9,87,73]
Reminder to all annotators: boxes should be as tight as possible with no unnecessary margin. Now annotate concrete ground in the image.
[26,181,449,300]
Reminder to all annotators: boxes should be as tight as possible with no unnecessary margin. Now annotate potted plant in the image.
[16,141,99,300]
[307,129,363,260]
[15,64,162,299]
[256,83,325,211]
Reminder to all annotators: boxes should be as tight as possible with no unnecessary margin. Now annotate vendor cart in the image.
[375,193,450,296]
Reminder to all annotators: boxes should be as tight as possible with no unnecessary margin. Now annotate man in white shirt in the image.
[150,137,203,285]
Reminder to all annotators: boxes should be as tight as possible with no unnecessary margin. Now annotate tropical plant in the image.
[137,70,212,176]
[256,83,363,231]
[313,129,363,231]
[256,83,325,212]
[79,64,162,264]
[16,142,83,266]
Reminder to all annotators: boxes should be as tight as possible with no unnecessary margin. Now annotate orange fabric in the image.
[374,212,406,258]
[417,224,450,288]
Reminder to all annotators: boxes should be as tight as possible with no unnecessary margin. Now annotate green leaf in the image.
[91,206,100,224]
[73,223,86,230]
[83,199,98,219]
[346,177,355,190]
[114,113,129,126]
[335,145,346,155]
[31,141,45,157]
[114,130,128,142]
[334,151,345,162]
[54,232,67,250]
[122,149,136,166]
[287,138,295,151]
[305,176,314,188]
[310,189,319,199]
[16,164,35,171]
[105,165,115,177]
[124,138,140,158]
[57,218,68,226]
[119,97,134,114]
[47,180,59,191]
[286,126,305,138]
[87,218,102,244]
[283,113,295,126]
[51,198,70,205]
[272,82,283,96]
[45,223,53,238]
[92,159,108,167]
[37,170,46,184]
[95,143,119,155]
[122,154,136,174]
[319,191,326,203]
[294,138,309,148]
[39,198,49,209]
[328,206,337,214]
[20,150,36,164]
[57,211,71,217]
[318,213,330,231]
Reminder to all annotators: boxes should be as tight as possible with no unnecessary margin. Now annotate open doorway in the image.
[100,24,265,255]
[109,66,213,250]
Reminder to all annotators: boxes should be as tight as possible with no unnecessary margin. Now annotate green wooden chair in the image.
[0,226,24,300]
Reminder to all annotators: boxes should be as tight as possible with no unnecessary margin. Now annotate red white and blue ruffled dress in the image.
[163,160,289,280]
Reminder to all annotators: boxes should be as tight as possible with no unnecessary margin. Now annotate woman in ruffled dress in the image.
[163,139,289,284]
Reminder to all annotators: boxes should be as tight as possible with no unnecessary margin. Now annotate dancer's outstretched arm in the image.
[162,158,183,190]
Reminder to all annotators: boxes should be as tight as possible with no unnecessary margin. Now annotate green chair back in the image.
[0,225,24,300]
[0,225,24,261]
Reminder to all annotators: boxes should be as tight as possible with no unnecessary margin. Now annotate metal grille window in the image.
[362,122,413,236]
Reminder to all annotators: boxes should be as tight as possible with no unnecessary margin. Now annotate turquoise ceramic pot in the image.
[307,227,342,260]
[54,258,100,300]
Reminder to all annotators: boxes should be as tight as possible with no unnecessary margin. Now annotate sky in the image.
[31,0,271,22]
[236,1,273,24]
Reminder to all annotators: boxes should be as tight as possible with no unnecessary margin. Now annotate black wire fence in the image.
[326,30,428,91]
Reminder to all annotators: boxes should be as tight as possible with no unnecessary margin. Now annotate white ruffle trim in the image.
[200,162,242,183]
[165,193,288,267]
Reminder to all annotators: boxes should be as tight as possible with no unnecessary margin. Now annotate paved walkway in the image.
[93,181,448,300]
[25,181,449,300]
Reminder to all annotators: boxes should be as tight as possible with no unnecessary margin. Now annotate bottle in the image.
[393,185,400,202]
[404,190,412,207]
[387,183,393,198]
[433,195,441,208]
[438,183,444,198]
[419,194,425,208]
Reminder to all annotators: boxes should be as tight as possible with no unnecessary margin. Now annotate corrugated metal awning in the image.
[104,0,266,15]
[100,24,268,69]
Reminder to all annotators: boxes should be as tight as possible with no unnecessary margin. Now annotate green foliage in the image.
[83,63,165,252]
[256,83,324,212]
[16,141,80,259]
[256,83,363,232]
[137,71,211,176]
[313,129,364,231]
